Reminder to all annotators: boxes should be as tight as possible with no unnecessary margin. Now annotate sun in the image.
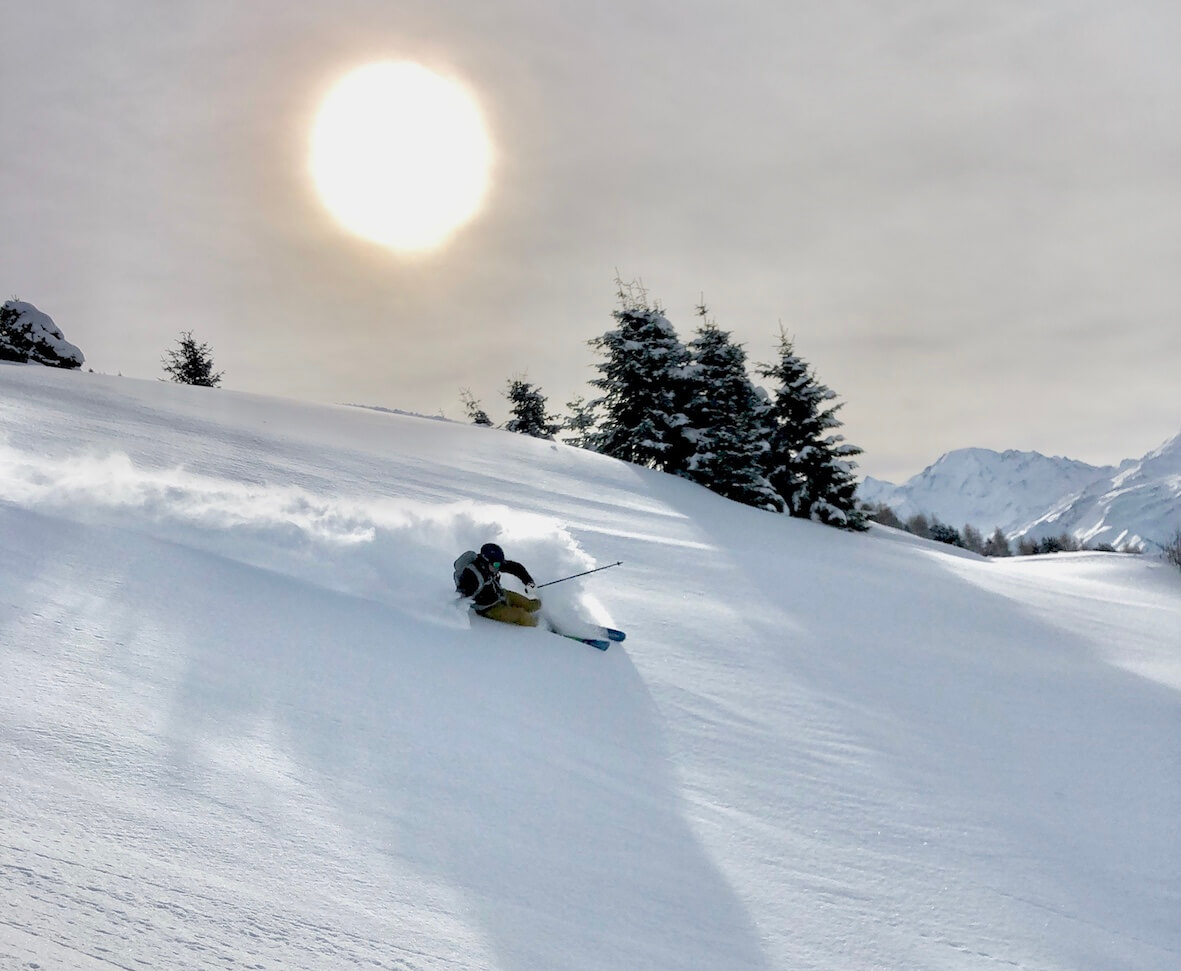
[310,62,493,252]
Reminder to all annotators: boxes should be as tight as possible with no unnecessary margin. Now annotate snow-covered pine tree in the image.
[0,303,31,362]
[797,426,867,530]
[560,395,599,449]
[504,378,559,439]
[2,299,85,368]
[586,282,691,473]
[162,330,222,387]
[757,329,866,529]
[682,308,782,510]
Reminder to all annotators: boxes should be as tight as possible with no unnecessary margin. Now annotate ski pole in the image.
[536,561,623,588]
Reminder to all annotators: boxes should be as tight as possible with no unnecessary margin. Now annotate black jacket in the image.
[459,555,536,611]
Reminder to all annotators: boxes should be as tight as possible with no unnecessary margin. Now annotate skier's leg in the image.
[482,602,540,627]
[505,590,541,613]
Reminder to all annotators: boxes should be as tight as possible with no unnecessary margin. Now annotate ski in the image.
[599,627,627,642]
[557,632,611,651]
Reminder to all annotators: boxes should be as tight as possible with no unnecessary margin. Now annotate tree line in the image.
[461,281,867,530]
[864,504,1136,557]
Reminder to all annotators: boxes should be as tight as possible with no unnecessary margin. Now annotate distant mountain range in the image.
[859,432,1181,551]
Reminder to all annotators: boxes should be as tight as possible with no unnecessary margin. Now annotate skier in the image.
[454,542,543,627]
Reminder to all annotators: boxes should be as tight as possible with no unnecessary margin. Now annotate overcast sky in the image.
[4,0,1178,481]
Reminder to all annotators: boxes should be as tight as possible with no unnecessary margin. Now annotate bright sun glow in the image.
[310,62,492,252]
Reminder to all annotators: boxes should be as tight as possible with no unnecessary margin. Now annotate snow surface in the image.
[2,363,1179,971]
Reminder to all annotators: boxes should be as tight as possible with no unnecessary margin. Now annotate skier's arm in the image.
[500,559,536,588]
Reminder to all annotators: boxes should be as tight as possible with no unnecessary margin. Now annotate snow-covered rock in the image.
[0,299,85,368]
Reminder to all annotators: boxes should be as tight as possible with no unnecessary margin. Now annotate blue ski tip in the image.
[559,633,610,651]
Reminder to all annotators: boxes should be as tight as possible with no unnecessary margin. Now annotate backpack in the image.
[454,550,495,601]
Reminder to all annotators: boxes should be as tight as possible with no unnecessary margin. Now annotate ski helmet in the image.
[480,542,505,566]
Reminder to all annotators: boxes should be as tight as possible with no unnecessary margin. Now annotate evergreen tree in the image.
[586,282,691,473]
[162,331,222,387]
[929,521,964,547]
[560,395,599,449]
[2,299,84,368]
[503,378,559,439]
[459,389,493,426]
[682,308,782,509]
[756,329,866,529]
[0,303,31,362]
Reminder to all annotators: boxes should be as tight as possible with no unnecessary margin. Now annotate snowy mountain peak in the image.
[1141,430,1181,468]
[1016,432,1181,550]
[859,447,1114,534]
[860,435,1181,550]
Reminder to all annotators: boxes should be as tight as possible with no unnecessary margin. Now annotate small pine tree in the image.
[162,331,222,387]
[561,395,599,449]
[757,328,866,529]
[586,281,692,473]
[504,378,559,439]
[459,389,493,426]
[682,308,782,510]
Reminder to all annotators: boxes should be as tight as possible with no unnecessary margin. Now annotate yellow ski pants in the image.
[480,590,543,627]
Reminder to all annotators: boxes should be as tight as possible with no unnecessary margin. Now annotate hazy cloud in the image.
[3,0,1178,481]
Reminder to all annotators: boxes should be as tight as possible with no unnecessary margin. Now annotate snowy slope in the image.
[858,447,1116,534]
[1014,433,1181,551]
[2,363,1180,971]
